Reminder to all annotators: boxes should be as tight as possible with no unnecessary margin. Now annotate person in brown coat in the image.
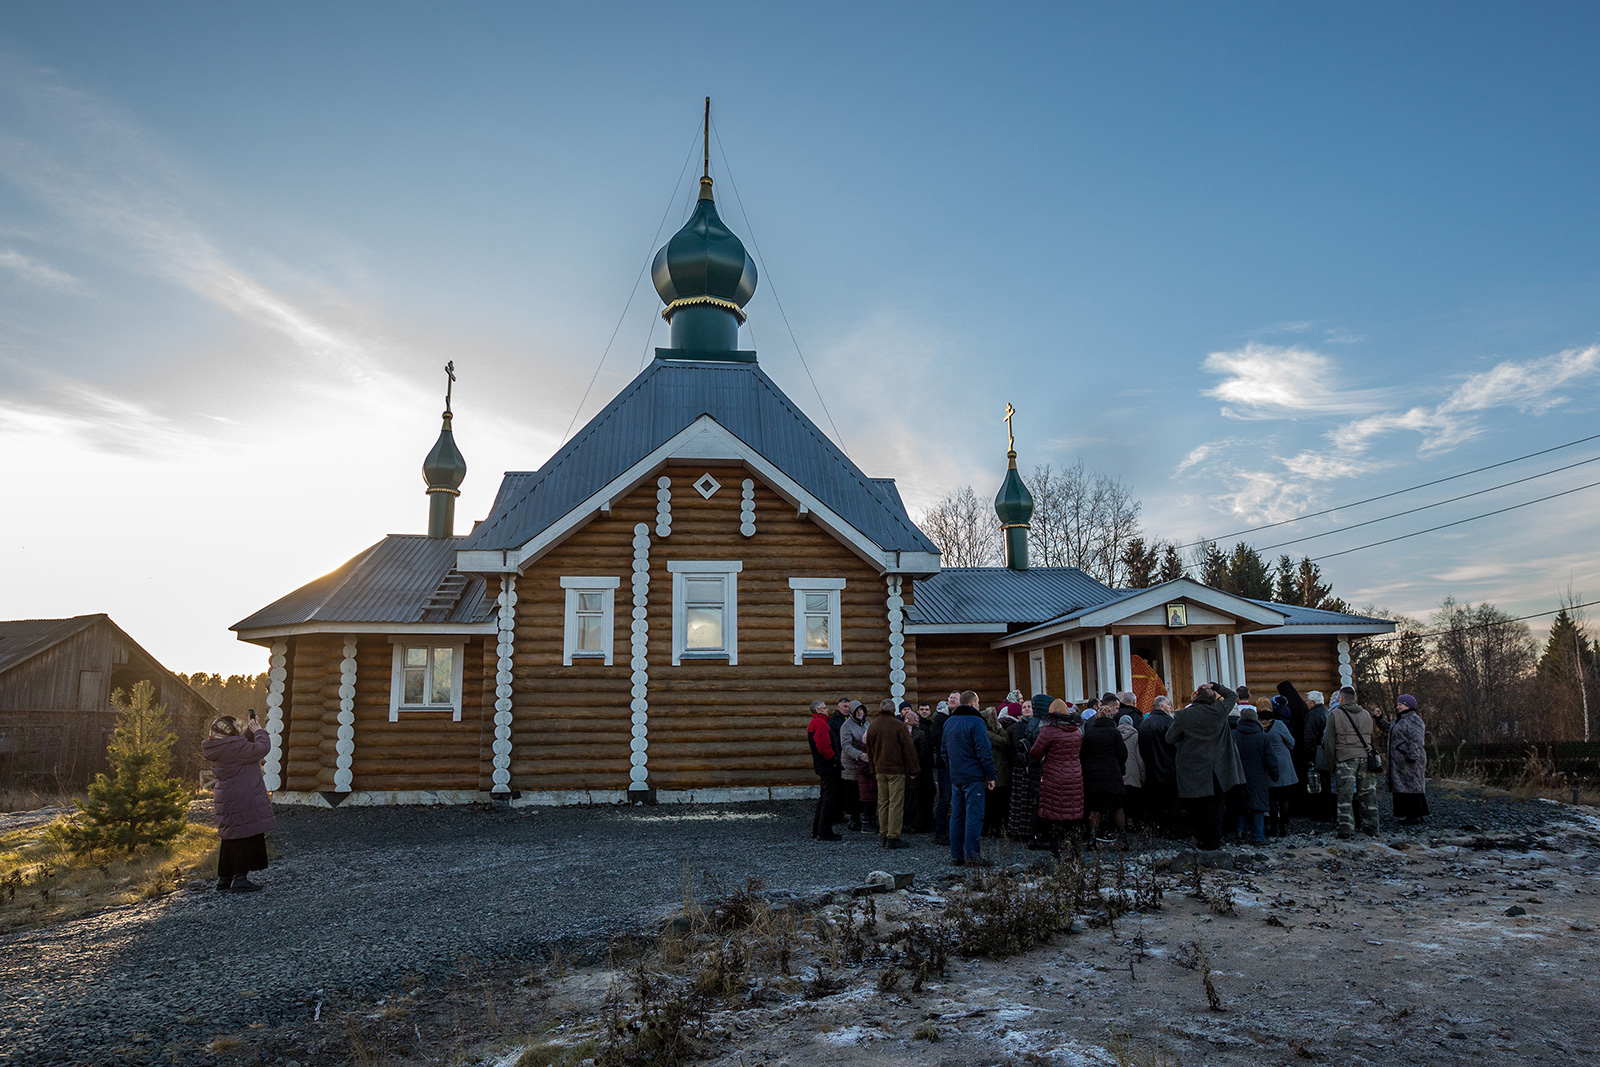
[1029,699,1085,855]
[202,712,276,892]
[866,698,921,849]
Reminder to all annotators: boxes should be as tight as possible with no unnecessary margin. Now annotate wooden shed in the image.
[0,615,217,787]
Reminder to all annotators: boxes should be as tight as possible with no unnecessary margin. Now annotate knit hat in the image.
[1269,695,1289,718]
[936,701,948,713]
[1397,694,1418,710]
[1237,705,1260,723]
[1000,701,1025,718]
[899,700,913,711]
[1031,693,1052,714]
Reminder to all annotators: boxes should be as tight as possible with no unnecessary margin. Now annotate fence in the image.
[1428,741,1600,783]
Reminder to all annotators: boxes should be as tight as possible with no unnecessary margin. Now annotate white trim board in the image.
[237,621,495,645]
[455,415,940,578]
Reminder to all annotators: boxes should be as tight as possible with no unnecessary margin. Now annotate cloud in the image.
[1201,343,1388,419]
[1438,345,1600,417]
[1174,443,1212,474]
[0,248,79,290]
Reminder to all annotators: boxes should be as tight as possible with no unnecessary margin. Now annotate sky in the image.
[2,2,1599,675]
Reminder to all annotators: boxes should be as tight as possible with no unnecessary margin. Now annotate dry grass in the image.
[0,814,218,932]
[0,786,75,814]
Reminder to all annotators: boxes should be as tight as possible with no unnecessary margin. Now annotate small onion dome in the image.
[651,177,758,322]
[995,453,1034,527]
[423,412,467,494]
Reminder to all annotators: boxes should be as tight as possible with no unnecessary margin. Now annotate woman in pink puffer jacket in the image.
[202,714,276,892]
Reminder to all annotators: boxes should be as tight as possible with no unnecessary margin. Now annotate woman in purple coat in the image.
[202,713,276,892]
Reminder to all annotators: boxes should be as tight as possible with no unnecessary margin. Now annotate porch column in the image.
[1098,635,1115,697]
[1215,636,1233,690]
[1230,633,1247,688]
[492,575,517,794]
[1117,634,1134,694]
[1063,641,1083,703]
[1337,636,1353,688]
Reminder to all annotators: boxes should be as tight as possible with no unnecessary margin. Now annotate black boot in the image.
[229,874,262,892]
[214,877,231,892]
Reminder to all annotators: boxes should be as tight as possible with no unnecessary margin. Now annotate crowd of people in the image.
[807,680,1430,866]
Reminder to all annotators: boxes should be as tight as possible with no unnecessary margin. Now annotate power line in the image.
[1178,429,1600,549]
[1308,476,1600,562]
[562,120,702,445]
[709,115,850,458]
[1257,452,1600,552]
[1362,598,1600,644]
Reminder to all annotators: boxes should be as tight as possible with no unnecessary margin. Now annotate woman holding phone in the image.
[202,709,276,892]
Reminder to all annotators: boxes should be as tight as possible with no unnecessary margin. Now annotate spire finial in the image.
[1004,401,1017,455]
[703,97,710,180]
[443,360,456,416]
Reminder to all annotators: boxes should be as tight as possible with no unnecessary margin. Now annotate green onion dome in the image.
[651,177,758,319]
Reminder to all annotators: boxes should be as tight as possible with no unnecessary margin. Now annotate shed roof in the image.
[231,535,493,633]
[463,358,937,556]
[908,568,1116,627]
[0,615,104,676]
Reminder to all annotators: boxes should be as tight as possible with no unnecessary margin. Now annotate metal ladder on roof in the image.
[419,570,470,623]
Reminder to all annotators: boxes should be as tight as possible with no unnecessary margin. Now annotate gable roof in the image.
[0,614,104,676]
[232,535,494,636]
[462,358,938,559]
[908,568,1116,629]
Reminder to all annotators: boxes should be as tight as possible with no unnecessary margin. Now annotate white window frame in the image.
[667,560,742,665]
[788,577,846,665]
[560,576,621,666]
[387,638,467,721]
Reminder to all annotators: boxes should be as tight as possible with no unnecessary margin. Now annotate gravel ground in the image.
[0,786,1577,1066]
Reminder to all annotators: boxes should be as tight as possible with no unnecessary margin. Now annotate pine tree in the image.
[1273,555,1301,606]
[1121,537,1159,588]
[1294,557,1335,610]
[59,680,190,854]
[1538,608,1599,740]
[1158,543,1187,582]
[1226,543,1274,600]
[1195,541,1229,589]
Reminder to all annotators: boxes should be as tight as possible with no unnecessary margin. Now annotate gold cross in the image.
[444,360,456,414]
[1003,402,1016,453]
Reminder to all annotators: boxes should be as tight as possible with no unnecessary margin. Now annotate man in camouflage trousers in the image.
[1322,686,1379,838]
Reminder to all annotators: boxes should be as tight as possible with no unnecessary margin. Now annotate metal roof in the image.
[231,535,493,632]
[909,568,1116,626]
[0,615,103,676]
[1244,600,1394,627]
[463,358,938,556]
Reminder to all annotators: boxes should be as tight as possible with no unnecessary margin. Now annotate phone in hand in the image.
[248,708,258,721]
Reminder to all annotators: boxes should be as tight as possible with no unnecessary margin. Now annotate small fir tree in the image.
[1157,543,1187,583]
[59,680,190,854]
[1225,543,1274,600]
[1121,537,1159,588]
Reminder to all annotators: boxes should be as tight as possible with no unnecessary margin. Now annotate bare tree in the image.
[1430,598,1538,743]
[917,485,1001,567]
[1025,462,1143,584]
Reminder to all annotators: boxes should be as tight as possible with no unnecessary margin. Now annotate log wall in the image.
[511,465,899,792]
[1243,635,1340,700]
[912,634,1012,707]
[283,634,335,793]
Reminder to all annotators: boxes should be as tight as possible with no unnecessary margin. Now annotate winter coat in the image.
[1303,702,1330,772]
[840,714,870,781]
[910,721,935,780]
[203,729,276,840]
[1387,708,1428,794]
[1006,716,1045,839]
[1324,702,1377,765]
[1166,688,1246,799]
[928,710,949,769]
[982,710,1013,788]
[808,711,839,776]
[941,706,997,785]
[1030,716,1085,821]
[1137,709,1177,789]
[1232,719,1279,813]
[1263,719,1299,787]
[1118,703,1143,725]
[1118,720,1145,788]
[1276,681,1311,763]
[866,711,920,776]
[1079,716,1128,795]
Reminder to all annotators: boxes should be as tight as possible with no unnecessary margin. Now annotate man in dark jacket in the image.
[808,700,842,841]
[1299,689,1332,821]
[1138,695,1179,834]
[829,698,859,831]
[1166,683,1245,851]
[940,689,997,866]
[931,691,957,845]
[907,701,937,832]
[1080,702,1129,843]
[1117,691,1143,725]
[866,698,921,849]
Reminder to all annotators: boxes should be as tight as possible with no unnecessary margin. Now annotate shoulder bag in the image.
[1342,707,1383,774]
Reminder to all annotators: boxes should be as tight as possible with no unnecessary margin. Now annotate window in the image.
[561,577,621,665]
[788,577,846,665]
[668,561,742,665]
[389,640,466,721]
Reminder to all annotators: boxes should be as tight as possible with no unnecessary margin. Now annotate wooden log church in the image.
[234,130,1394,808]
